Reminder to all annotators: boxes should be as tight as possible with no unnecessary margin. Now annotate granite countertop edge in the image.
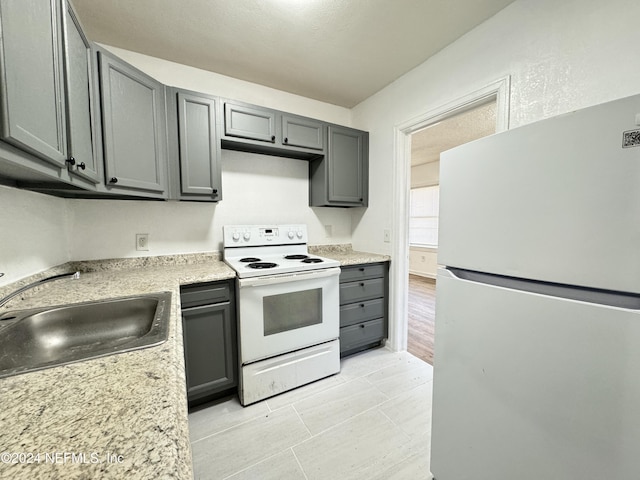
[309,245,391,265]
[0,255,235,480]
[0,246,388,479]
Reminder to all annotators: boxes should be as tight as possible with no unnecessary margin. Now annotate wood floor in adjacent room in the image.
[407,274,436,365]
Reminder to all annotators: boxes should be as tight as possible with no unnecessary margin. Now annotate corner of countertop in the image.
[309,244,391,265]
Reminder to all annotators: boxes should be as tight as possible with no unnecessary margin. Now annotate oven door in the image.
[237,267,340,364]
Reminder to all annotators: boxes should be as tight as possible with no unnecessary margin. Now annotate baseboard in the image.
[409,270,436,280]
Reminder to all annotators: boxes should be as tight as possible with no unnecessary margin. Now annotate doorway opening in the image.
[407,101,497,364]
[388,76,510,358]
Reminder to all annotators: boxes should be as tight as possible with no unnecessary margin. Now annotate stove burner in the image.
[284,254,309,260]
[302,258,324,264]
[247,262,278,269]
[240,257,261,262]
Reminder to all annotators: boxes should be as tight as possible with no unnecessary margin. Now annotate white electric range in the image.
[223,224,341,406]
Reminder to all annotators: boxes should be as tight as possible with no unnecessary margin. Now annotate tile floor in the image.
[189,347,434,480]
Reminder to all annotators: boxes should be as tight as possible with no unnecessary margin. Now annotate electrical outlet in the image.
[136,233,149,251]
[384,229,391,243]
[324,225,333,238]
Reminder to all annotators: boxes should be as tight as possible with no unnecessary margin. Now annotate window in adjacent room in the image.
[409,185,439,247]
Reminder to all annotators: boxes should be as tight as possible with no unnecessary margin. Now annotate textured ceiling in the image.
[411,101,497,166]
[71,0,515,108]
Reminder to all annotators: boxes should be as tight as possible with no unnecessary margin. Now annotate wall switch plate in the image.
[384,229,391,243]
[136,233,149,251]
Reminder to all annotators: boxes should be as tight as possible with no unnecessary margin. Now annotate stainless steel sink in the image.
[0,292,172,378]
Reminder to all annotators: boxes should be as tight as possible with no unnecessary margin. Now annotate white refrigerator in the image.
[430,94,640,480]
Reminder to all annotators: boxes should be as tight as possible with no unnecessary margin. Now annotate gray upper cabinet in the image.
[0,0,67,167]
[0,3,368,204]
[166,88,221,201]
[224,103,275,143]
[61,0,100,184]
[328,126,365,203]
[310,125,369,207]
[282,115,324,150]
[98,49,168,196]
[221,101,326,159]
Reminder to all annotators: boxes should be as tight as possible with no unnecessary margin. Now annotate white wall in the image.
[101,45,351,126]
[411,162,439,188]
[409,163,439,276]
[70,151,351,260]
[350,0,640,255]
[0,185,70,287]
[409,246,438,279]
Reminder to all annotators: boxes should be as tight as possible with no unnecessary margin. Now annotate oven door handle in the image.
[239,267,341,288]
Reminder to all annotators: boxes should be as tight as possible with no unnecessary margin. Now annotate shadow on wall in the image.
[67,150,354,261]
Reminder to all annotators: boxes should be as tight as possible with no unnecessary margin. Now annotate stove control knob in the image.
[288,231,295,239]
[243,232,251,241]
[296,231,303,239]
[232,232,240,241]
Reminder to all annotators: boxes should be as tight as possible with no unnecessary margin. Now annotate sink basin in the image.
[0,292,172,378]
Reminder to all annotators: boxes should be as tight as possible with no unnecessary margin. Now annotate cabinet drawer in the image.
[340,318,385,353]
[340,263,386,283]
[340,298,384,327]
[340,277,384,305]
[181,282,230,308]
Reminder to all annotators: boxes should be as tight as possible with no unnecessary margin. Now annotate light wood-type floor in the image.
[189,348,434,479]
[407,275,436,365]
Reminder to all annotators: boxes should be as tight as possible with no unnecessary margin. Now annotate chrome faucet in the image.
[0,271,80,310]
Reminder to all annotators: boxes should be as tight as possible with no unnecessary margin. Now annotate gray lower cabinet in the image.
[166,88,221,201]
[0,0,67,167]
[310,125,369,207]
[339,262,389,357]
[98,48,168,197]
[62,0,100,184]
[181,280,237,407]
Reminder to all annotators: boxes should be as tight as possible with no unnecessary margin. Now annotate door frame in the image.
[388,76,511,352]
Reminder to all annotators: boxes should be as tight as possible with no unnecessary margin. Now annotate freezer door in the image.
[431,268,640,480]
[438,94,640,294]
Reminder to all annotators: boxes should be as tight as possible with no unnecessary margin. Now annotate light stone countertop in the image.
[0,257,235,480]
[0,247,387,479]
[309,245,391,266]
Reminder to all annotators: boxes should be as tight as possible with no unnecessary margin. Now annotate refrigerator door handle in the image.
[446,267,640,310]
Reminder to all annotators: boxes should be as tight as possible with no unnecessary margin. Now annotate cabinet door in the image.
[0,0,67,167]
[224,103,276,143]
[62,0,100,183]
[340,318,385,355]
[327,125,366,204]
[177,91,220,198]
[282,115,324,150]
[182,303,237,401]
[98,50,167,194]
